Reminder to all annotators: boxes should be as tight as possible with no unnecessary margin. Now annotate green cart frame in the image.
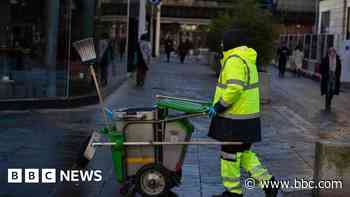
[91,95,241,197]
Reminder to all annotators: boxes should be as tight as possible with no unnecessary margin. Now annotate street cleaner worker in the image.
[208,29,279,197]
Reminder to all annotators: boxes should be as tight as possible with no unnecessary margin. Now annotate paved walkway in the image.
[1,57,350,197]
[95,59,350,197]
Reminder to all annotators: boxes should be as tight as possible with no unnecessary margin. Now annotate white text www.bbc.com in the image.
[244,178,343,190]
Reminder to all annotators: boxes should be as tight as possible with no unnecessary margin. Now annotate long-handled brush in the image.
[72,38,112,165]
[73,38,110,127]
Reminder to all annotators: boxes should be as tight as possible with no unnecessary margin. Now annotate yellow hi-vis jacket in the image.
[213,46,260,120]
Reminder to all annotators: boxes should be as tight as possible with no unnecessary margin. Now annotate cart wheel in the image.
[135,164,170,197]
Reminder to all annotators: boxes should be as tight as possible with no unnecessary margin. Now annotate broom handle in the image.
[89,65,110,127]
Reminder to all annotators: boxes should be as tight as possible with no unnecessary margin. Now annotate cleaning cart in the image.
[92,95,242,197]
[72,38,241,197]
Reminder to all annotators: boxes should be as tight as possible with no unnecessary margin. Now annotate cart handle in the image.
[156,95,210,105]
[92,141,242,146]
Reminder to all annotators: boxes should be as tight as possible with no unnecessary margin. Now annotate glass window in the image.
[321,11,330,34]
[0,0,47,98]
[67,0,97,96]
[85,0,128,93]
[327,35,334,48]
[0,0,99,99]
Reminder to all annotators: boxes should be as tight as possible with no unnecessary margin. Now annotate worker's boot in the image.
[264,177,280,197]
[212,191,243,197]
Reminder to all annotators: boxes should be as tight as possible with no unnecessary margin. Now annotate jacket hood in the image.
[223,29,249,51]
[223,46,257,65]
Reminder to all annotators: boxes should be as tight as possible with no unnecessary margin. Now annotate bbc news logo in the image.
[8,169,102,184]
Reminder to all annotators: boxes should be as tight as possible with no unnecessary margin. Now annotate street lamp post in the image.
[138,0,147,38]
[155,3,161,57]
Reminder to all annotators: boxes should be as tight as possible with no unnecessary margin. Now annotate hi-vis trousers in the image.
[221,144,272,195]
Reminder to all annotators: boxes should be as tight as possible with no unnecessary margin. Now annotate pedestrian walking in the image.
[118,37,126,61]
[277,43,290,78]
[164,35,174,63]
[320,47,342,111]
[208,29,279,197]
[99,33,114,86]
[185,38,193,57]
[292,46,304,77]
[178,38,188,64]
[136,34,152,87]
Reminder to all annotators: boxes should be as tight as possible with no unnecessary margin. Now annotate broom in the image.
[73,38,110,127]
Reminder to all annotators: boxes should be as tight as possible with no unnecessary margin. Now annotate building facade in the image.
[272,0,316,34]
[318,0,350,40]
[101,0,275,54]
[159,0,228,51]
[318,0,350,83]
[278,1,350,83]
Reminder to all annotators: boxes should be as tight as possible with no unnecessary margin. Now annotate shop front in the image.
[0,0,128,100]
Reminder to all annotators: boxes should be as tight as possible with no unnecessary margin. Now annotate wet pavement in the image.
[1,57,350,197]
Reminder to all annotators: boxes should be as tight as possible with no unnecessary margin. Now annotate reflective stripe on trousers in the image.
[221,150,272,194]
[221,151,238,160]
[241,150,272,183]
[250,165,272,182]
[221,152,243,194]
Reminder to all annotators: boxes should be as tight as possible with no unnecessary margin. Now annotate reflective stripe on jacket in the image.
[213,46,260,119]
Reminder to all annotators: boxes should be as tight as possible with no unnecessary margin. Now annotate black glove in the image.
[213,102,228,113]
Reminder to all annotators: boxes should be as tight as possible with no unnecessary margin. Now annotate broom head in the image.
[73,38,96,64]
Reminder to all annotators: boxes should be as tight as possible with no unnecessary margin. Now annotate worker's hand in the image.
[207,107,217,119]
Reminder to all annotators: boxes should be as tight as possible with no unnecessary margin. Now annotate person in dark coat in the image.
[136,34,151,86]
[118,37,126,61]
[178,38,188,64]
[277,43,290,78]
[320,47,342,109]
[185,38,193,51]
[164,36,174,63]
[99,33,114,86]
